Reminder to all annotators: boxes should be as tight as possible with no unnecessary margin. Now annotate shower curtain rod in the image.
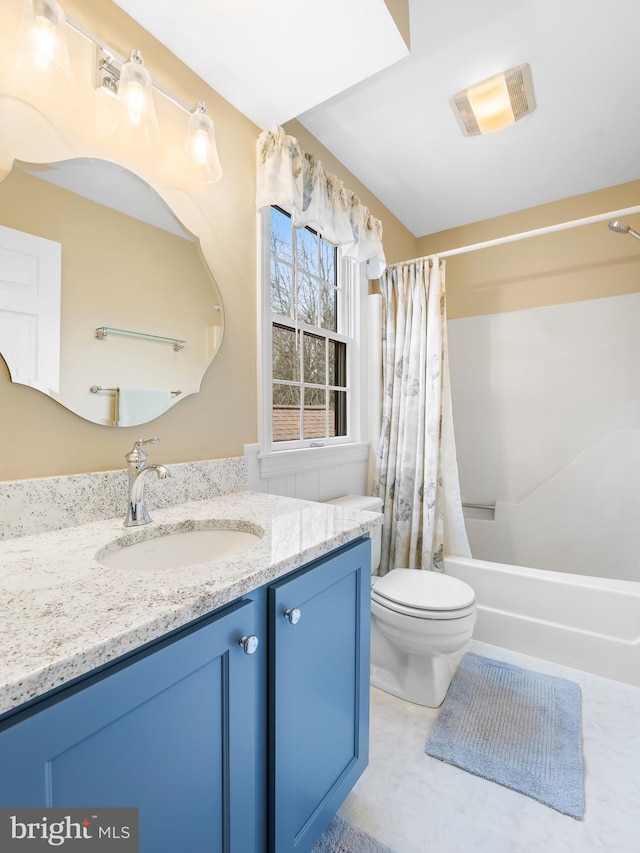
[398,204,640,265]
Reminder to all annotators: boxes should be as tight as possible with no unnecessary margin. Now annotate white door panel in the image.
[0,225,61,393]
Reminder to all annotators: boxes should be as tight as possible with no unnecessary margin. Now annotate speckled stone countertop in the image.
[0,490,381,717]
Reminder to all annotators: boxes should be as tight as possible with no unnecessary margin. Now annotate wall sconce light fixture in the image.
[6,0,75,98]
[7,0,222,180]
[183,102,223,184]
[106,49,161,147]
[450,63,535,136]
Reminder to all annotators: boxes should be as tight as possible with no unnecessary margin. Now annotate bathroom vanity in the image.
[0,487,379,853]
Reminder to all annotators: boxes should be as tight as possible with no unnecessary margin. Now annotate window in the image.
[260,206,362,452]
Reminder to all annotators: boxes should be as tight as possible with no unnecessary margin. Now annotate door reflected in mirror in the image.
[0,158,224,426]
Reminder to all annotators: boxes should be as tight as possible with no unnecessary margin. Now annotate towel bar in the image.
[90,386,181,396]
[95,326,186,351]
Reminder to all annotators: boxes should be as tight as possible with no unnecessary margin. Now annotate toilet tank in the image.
[325,495,383,574]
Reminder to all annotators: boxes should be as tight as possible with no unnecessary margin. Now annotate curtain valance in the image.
[256,126,386,278]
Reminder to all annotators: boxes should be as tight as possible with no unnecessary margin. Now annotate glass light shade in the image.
[7,0,75,98]
[183,102,223,184]
[466,73,515,135]
[111,50,160,147]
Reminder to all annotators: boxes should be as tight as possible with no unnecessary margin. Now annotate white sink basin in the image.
[97,525,263,571]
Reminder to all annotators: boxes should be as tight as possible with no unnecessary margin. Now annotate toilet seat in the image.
[372,568,476,620]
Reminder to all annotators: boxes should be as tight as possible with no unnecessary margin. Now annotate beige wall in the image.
[417,181,640,319]
[0,0,416,481]
[383,0,411,49]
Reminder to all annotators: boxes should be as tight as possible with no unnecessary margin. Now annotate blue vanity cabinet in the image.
[0,598,261,853]
[0,536,371,853]
[269,538,371,853]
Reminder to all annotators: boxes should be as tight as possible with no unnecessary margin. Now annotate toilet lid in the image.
[372,568,475,611]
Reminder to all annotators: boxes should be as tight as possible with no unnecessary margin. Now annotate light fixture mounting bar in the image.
[65,15,194,115]
[96,48,120,95]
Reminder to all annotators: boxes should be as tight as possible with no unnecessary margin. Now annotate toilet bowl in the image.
[326,495,476,708]
[371,568,476,706]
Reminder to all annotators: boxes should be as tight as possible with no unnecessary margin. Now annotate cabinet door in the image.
[0,598,260,853]
[269,538,370,853]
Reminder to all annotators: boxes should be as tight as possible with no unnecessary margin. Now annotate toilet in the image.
[326,495,476,708]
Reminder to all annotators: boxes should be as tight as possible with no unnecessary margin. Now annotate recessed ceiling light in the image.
[450,63,535,136]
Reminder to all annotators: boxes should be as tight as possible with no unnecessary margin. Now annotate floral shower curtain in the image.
[373,257,470,575]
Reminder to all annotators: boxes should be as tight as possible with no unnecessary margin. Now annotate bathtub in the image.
[444,555,640,687]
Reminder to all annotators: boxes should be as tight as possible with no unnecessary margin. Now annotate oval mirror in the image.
[0,158,224,426]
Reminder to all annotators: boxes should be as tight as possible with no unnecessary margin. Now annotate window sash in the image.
[260,206,360,453]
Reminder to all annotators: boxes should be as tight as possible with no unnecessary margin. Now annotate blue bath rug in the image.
[312,814,396,853]
[425,653,584,819]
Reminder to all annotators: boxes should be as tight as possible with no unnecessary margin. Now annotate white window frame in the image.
[257,206,368,466]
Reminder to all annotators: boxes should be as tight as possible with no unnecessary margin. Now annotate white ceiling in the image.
[114,0,640,237]
[112,0,409,130]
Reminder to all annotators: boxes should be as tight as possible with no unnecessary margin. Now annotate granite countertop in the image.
[0,490,381,718]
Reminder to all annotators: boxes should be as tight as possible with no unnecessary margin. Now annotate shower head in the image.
[608,220,630,233]
[608,220,640,241]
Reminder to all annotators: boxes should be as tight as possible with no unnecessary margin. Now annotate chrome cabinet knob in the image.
[239,635,259,655]
[283,608,301,625]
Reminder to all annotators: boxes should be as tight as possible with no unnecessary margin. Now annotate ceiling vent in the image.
[450,63,535,136]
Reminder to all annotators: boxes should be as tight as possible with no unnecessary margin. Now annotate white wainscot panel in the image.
[244,444,369,502]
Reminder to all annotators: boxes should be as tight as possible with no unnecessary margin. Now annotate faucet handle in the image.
[126,437,160,465]
[133,437,160,451]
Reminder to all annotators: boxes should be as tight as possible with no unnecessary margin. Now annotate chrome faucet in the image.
[124,437,171,527]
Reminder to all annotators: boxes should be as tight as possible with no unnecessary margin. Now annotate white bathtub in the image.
[444,554,640,687]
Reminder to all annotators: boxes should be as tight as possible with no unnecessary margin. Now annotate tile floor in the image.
[341,640,640,853]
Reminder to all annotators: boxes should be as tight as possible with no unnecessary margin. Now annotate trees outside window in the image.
[267,206,351,447]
